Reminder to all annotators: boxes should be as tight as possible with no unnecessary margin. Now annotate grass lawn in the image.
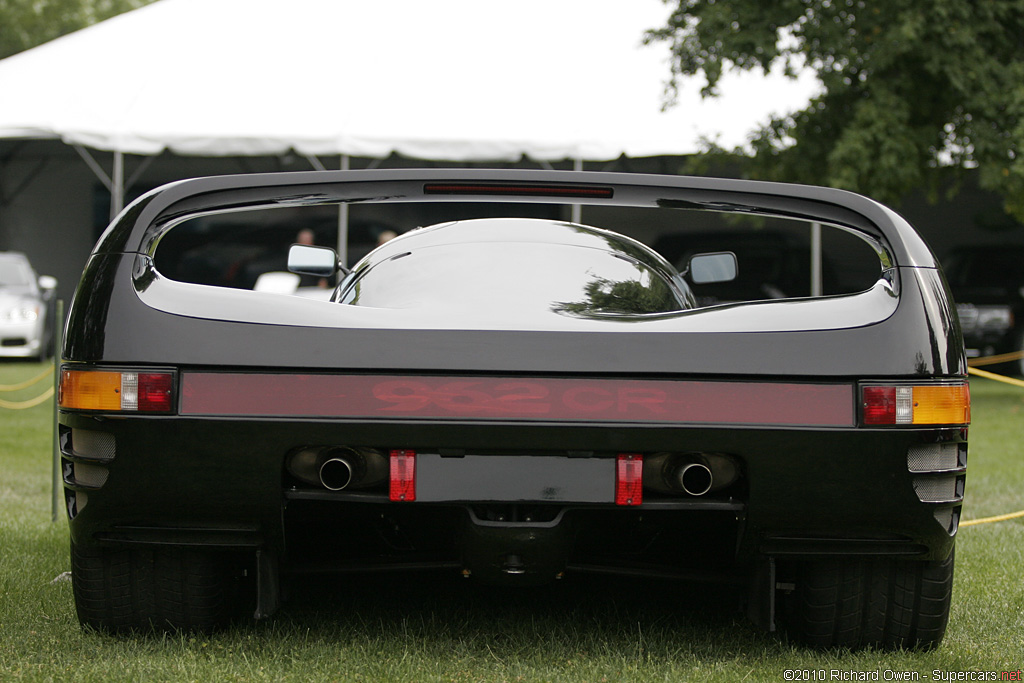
[1,361,1023,681]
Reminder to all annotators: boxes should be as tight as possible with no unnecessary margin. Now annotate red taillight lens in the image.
[861,383,970,425]
[615,454,643,506]
[138,373,174,412]
[389,449,416,501]
[862,386,897,425]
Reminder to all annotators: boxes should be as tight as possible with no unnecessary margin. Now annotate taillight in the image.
[59,369,175,413]
[861,383,970,426]
[615,454,643,506]
[389,449,416,501]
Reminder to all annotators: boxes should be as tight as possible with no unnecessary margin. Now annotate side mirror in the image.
[288,244,339,277]
[688,252,738,284]
[38,275,58,290]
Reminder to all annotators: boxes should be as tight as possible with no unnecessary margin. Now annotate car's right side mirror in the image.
[287,244,339,277]
[688,252,738,284]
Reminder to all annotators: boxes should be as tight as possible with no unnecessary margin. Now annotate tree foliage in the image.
[556,275,681,317]
[0,0,155,60]
[646,0,1024,221]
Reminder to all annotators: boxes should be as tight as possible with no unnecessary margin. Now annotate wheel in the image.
[71,541,243,632]
[782,548,954,650]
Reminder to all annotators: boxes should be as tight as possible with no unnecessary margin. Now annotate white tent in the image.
[0,0,818,161]
[0,0,821,266]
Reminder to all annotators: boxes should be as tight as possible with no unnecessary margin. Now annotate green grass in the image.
[2,361,1023,681]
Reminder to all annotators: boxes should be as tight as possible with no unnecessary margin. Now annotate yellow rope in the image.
[0,386,54,409]
[0,364,55,392]
[961,509,1024,527]
[958,366,1024,527]
[967,366,1024,388]
[967,349,1024,367]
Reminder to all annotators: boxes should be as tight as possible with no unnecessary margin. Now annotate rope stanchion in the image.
[0,363,55,392]
[0,386,54,409]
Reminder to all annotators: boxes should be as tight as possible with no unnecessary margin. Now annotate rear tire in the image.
[783,548,954,650]
[72,541,242,633]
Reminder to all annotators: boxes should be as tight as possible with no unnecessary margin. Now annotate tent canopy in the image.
[0,0,819,162]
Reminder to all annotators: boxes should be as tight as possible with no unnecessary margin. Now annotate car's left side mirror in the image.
[688,252,738,284]
[288,244,339,277]
[38,275,58,290]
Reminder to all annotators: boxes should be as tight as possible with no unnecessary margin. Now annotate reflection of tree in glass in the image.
[555,274,681,316]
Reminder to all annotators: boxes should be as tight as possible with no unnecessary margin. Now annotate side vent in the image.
[59,427,115,520]
[68,428,116,461]
[912,475,964,503]
[907,442,959,472]
[907,440,966,536]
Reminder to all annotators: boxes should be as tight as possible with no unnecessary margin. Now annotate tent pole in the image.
[72,145,112,191]
[125,154,155,189]
[810,221,822,297]
[337,155,350,273]
[111,150,125,221]
[71,145,124,222]
[304,155,327,172]
[571,158,583,224]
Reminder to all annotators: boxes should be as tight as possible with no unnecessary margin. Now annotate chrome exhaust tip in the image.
[318,456,355,491]
[287,446,388,490]
[643,451,740,496]
[676,462,713,496]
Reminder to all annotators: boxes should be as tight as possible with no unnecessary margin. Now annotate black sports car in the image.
[58,170,969,649]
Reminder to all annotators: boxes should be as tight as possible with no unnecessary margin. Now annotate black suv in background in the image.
[943,245,1024,374]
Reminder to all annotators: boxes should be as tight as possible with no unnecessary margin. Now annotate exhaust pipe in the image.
[643,452,740,496]
[287,446,388,490]
[318,455,355,491]
[675,461,713,496]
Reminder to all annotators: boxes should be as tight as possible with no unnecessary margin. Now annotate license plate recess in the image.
[414,454,615,503]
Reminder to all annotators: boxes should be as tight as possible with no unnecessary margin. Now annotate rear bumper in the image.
[59,409,964,571]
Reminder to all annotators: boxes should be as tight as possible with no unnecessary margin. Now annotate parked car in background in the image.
[0,251,56,360]
[943,245,1024,374]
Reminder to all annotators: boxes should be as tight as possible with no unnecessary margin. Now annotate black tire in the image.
[72,541,242,633]
[783,547,954,650]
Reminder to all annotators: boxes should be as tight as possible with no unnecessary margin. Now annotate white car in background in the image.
[0,252,56,360]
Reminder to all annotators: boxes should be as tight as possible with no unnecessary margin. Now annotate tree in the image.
[0,0,155,60]
[646,0,1024,221]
